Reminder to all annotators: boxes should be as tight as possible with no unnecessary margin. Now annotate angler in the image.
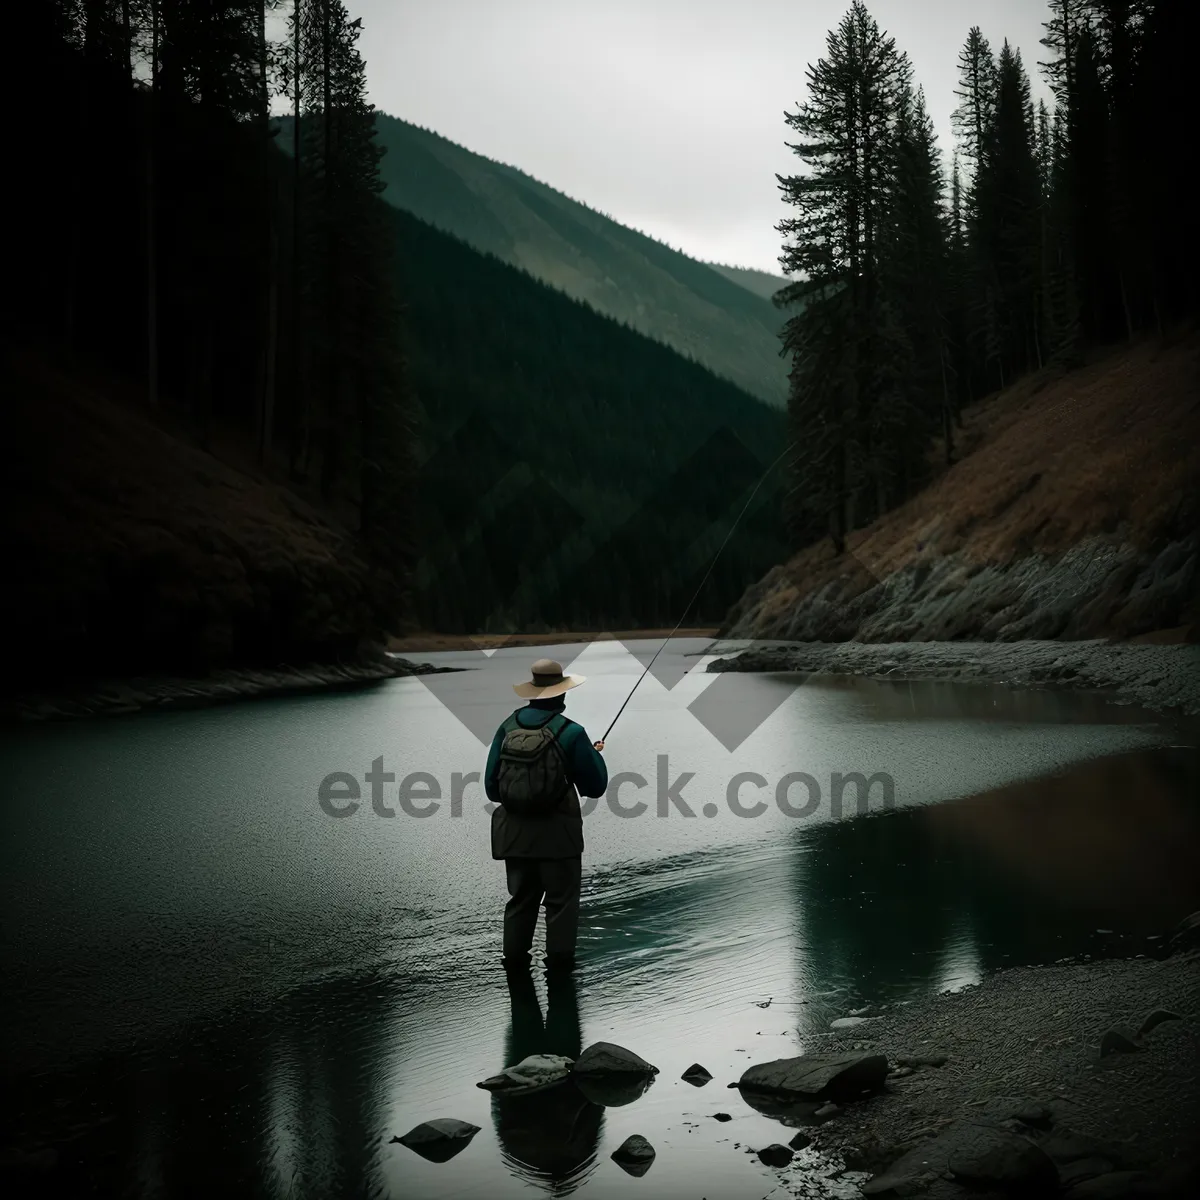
[485,659,607,973]
[483,442,785,975]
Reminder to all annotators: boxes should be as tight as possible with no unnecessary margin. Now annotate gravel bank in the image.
[0,654,457,723]
[807,952,1200,1164]
[708,640,1200,718]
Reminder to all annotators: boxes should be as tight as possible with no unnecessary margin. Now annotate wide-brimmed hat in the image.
[513,658,586,699]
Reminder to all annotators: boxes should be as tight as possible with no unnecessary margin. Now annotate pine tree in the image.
[951,27,1000,394]
[1135,0,1200,322]
[945,154,970,416]
[777,0,910,551]
[286,1,414,577]
[1088,1,1150,338]
[1068,22,1115,342]
[1039,0,1089,106]
[255,0,281,461]
[878,85,951,476]
[1034,99,1056,363]
[1044,104,1084,364]
[284,0,313,477]
[951,27,997,203]
[979,42,1041,378]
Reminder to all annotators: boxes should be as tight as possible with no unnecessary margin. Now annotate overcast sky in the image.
[350,0,1053,276]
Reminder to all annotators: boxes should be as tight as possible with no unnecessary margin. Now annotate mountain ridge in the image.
[704,262,792,301]
[363,112,791,407]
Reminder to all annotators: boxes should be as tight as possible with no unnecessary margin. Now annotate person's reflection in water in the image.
[491,968,603,1195]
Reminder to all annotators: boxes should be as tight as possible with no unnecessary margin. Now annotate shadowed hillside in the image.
[1,352,404,689]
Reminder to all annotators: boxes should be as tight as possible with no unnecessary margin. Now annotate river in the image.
[2,638,1197,1198]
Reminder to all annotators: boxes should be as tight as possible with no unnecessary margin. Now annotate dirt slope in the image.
[2,353,401,689]
[725,326,1200,643]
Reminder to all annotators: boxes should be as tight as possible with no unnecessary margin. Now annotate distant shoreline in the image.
[708,638,1200,720]
[388,628,718,652]
[0,655,459,724]
[0,630,721,724]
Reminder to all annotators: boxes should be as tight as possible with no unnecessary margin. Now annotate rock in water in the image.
[788,1131,813,1150]
[611,1134,656,1177]
[391,1118,481,1163]
[830,1016,874,1030]
[737,1053,889,1103]
[574,1074,655,1108]
[477,1053,573,1092]
[1137,1008,1183,1039]
[681,1062,713,1086]
[758,1144,794,1168]
[573,1041,659,1077]
[1098,1027,1144,1057]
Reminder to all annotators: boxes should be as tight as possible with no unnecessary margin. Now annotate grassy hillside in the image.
[725,327,1200,642]
[386,200,788,632]
[356,113,790,408]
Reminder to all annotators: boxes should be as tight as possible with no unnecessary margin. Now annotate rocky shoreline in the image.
[392,928,1200,1199]
[777,943,1200,1199]
[0,653,458,723]
[707,639,1200,719]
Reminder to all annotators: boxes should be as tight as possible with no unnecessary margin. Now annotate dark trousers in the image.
[503,857,582,961]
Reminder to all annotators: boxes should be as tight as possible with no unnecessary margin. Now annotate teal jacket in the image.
[486,697,608,859]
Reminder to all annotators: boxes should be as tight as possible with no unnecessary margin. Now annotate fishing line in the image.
[600,441,793,744]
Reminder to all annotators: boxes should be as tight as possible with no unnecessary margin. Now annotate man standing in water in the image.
[485,659,607,972]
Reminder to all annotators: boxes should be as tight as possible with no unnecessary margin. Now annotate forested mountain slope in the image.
[356,114,791,407]
[724,329,1200,643]
[4,193,788,685]
[388,202,787,632]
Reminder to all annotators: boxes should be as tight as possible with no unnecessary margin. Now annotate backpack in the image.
[496,713,572,817]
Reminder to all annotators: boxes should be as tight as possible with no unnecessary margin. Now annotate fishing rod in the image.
[598,441,793,746]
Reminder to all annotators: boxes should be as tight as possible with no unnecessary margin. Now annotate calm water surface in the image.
[2,639,1198,1199]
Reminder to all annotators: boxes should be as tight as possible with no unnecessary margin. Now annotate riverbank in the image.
[722,331,1199,648]
[708,640,1200,719]
[0,654,456,723]
[782,946,1200,1199]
